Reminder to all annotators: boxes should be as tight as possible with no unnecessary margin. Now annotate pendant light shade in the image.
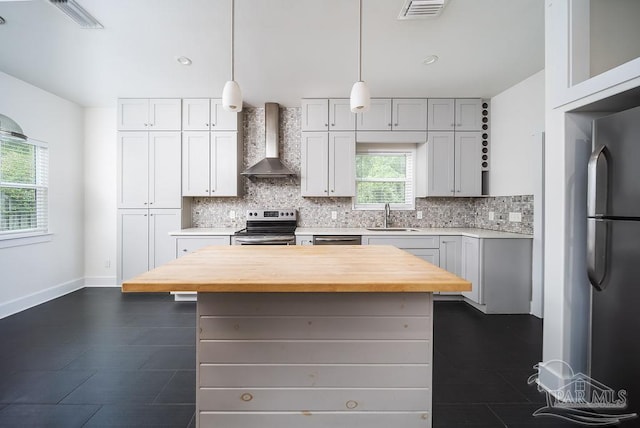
[350,0,370,113]
[350,81,370,112]
[222,0,242,112]
[222,80,242,112]
[0,114,28,142]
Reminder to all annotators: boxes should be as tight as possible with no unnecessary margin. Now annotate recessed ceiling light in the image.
[176,56,192,66]
[423,55,439,65]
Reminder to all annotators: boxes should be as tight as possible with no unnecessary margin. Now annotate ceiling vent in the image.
[398,0,449,20]
[49,0,103,29]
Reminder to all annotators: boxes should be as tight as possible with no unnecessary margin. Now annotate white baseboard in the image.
[0,277,84,319]
[84,276,118,287]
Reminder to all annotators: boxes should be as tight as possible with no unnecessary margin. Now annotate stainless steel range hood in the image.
[241,103,296,180]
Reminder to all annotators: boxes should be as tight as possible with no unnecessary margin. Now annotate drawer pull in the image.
[241,393,253,402]
[346,400,358,409]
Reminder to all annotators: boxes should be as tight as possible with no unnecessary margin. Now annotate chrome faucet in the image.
[383,203,391,228]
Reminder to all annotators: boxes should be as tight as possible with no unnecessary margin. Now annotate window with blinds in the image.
[0,139,49,237]
[354,148,414,210]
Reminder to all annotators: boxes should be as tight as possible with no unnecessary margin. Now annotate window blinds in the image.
[0,139,49,235]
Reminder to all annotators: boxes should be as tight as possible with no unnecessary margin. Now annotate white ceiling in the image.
[0,0,544,108]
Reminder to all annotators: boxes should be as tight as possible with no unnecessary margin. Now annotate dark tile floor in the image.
[0,288,572,427]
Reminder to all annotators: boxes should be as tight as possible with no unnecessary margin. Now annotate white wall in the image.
[489,70,545,196]
[84,108,117,285]
[0,71,85,318]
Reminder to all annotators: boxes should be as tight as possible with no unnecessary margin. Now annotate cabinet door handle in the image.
[182,249,188,252]
[450,123,455,127]
[394,123,398,126]
[324,123,328,127]
[143,202,148,205]
[331,189,335,193]
[331,123,335,127]
[388,123,392,127]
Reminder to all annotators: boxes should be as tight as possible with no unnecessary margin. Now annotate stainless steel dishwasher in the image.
[312,235,362,245]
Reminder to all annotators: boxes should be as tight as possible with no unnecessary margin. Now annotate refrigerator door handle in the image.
[587,218,608,291]
[587,145,609,218]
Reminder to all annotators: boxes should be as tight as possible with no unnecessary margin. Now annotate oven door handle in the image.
[234,236,294,244]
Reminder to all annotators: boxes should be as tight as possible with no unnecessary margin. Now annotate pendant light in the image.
[222,0,242,112]
[350,0,370,113]
[0,114,27,142]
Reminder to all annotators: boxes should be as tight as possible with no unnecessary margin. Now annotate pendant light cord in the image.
[230,0,235,81]
[357,0,362,82]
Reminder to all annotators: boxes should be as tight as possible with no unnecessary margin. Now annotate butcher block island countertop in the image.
[122,245,471,293]
[122,245,470,428]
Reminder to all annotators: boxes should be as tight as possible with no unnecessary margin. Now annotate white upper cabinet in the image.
[300,132,355,197]
[425,131,481,197]
[182,131,242,197]
[427,99,455,131]
[392,99,428,131]
[426,132,455,196]
[117,131,182,209]
[300,132,329,196]
[118,99,181,131]
[182,99,239,131]
[210,132,241,196]
[454,132,482,196]
[428,99,482,131]
[356,99,393,131]
[329,99,356,131]
[301,99,329,131]
[454,99,483,131]
[328,132,356,196]
[182,132,211,197]
[302,99,356,131]
[357,99,427,131]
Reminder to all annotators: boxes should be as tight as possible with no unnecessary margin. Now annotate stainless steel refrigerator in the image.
[587,105,640,414]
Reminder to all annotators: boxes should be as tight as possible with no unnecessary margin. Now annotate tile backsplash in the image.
[191,107,533,235]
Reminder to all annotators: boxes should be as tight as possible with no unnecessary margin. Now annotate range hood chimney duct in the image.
[241,103,296,180]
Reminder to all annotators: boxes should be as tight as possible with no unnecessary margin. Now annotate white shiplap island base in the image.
[122,245,471,428]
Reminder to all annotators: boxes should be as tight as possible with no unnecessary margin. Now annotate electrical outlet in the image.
[416,211,423,219]
[488,211,495,221]
[331,211,337,220]
[229,210,236,219]
[509,212,522,222]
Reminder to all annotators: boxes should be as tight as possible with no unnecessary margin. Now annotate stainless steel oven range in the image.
[232,209,297,245]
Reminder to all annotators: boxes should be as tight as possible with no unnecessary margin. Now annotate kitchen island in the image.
[123,245,470,428]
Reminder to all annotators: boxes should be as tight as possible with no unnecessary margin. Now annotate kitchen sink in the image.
[365,227,421,232]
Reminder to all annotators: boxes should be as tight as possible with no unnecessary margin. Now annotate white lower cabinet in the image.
[460,236,533,314]
[439,236,462,296]
[362,236,441,273]
[118,208,181,284]
[175,236,230,257]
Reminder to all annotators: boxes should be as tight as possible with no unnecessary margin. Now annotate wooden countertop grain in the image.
[122,245,471,293]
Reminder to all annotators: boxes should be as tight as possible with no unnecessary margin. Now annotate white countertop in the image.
[170,228,239,236]
[170,227,531,239]
[295,227,532,239]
